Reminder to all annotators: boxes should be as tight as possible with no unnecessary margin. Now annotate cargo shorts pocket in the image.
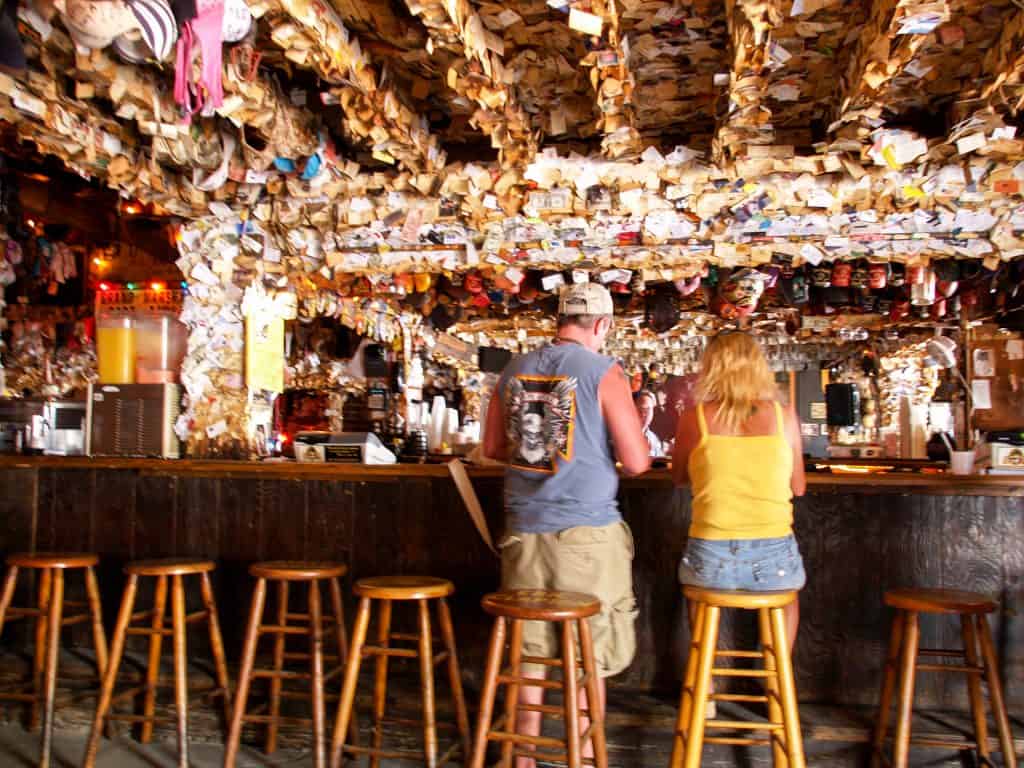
[498,534,534,590]
[595,595,638,678]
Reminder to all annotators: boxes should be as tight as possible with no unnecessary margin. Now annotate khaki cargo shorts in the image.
[498,520,638,678]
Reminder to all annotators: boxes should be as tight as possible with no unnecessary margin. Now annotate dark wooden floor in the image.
[0,650,1019,768]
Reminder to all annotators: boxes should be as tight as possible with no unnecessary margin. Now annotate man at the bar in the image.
[483,282,651,767]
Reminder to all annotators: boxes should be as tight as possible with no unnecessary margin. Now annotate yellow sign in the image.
[245,315,284,393]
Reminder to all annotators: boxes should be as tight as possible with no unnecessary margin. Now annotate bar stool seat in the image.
[82,558,230,768]
[354,575,455,600]
[249,561,348,581]
[330,575,470,768]
[6,552,102,570]
[126,559,216,577]
[884,588,997,615]
[470,589,607,768]
[670,586,805,768]
[224,561,351,768]
[0,552,107,768]
[872,587,1017,768]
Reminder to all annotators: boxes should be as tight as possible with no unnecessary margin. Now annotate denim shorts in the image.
[678,535,806,592]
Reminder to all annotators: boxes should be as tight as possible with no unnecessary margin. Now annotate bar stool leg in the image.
[975,614,1017,768]
[578,616,608,768]
[84,566,109,678]
[682,604,719,768]
[0,565,18,631]
[891,611,919,768]
[371,599,392,768]
[309,580,327,768]
[469,617,506,768]
[328,578,349,664]
[561,619,582,768]
[266,580,289,755]
[871,611,906,768]
[961,614,990,764]
[670,601,706,768]
[141,575,168,744]
[39,567,64,768]
[499,619,523,768]
[223,577,266,768]
[170,575,190,768]
[331,596,372,768]
[83,574,139,768]
[769,607,805,768]
[199,572,231,729]
[418,599,439,768]
[759,607,787,768]
[436,597,471,761]
[31,568,52,731]
[328,579,359,750]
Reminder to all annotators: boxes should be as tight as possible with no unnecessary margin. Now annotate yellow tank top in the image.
[688,401,794,540]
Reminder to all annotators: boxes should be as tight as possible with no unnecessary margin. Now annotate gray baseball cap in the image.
[558,283,614,316]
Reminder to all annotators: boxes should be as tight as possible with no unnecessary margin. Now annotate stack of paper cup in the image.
[429,396,447,452]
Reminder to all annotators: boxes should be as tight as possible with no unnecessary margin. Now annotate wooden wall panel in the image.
[0,465,1018,714]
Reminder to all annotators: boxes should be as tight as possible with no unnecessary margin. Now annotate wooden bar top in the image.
[1,455,1023,497]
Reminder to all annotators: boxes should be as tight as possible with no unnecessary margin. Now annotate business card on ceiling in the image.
[541,273,565,291]
[568,7,603,36]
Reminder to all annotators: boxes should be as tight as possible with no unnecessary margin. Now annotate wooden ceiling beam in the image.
[713,0,783,167]
[254,0,445,173]
[401,0,537,171]
[829,0,950,141]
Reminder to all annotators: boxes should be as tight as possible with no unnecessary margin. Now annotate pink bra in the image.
[174,0,223,117]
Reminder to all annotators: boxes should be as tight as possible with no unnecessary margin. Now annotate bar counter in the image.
[0,456,1020,716]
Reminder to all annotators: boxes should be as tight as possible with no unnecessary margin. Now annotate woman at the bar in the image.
[671,332,807,652]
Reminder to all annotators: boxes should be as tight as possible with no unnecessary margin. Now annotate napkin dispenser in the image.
[293,431,396,464]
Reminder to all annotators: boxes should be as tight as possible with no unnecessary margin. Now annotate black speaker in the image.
[363,344,389,378]
[478,346,513,373]
[825,383,859,427]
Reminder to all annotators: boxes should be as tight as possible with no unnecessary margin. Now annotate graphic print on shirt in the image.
[505,375,577,473]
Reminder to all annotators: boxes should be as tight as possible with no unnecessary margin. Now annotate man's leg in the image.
[499,532,553,768]
[552,522,636,765]
[515,667,546,768]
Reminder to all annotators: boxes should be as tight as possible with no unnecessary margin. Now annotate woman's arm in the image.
[671,407,699,487]
[784,404,807,496]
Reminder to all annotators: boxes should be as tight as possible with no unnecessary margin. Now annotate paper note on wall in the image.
[971,379,992,410]
[246,315,285,393]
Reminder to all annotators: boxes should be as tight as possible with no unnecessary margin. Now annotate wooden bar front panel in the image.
[0,463,1019,714]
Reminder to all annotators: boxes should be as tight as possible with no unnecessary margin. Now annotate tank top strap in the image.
[696,402,708,438]
[773,401,785,436]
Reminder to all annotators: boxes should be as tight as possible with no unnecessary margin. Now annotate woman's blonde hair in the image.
[695,332,776,433]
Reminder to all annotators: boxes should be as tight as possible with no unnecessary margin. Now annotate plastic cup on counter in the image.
[949,450,975,475]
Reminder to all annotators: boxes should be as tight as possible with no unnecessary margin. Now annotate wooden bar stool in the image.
[871,588,1018,768]
[670,586,805,768]
[469,589,608,768]
[330,576,471,768]
[224,561,351,768]
[0,553,107,768]
[82,559,231,768]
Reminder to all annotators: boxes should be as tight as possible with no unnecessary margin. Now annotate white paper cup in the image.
[950,450,975,475]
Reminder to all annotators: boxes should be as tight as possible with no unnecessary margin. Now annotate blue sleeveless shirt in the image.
[497,342,620,533]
